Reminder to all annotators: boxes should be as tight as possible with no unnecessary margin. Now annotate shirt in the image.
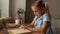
[34,13,53,34]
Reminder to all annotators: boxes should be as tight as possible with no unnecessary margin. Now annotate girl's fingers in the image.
[19,25,25,29]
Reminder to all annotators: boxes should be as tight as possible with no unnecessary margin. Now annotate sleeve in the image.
[43,14,51,22]
[34,16,37,21]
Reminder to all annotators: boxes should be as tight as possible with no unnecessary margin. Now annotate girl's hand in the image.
[19,25,25,29]
[19,25,27,29]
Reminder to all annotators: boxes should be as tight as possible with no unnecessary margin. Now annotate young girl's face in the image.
[31,6,43,17]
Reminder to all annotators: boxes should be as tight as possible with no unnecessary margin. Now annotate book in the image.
[8,28,31,34]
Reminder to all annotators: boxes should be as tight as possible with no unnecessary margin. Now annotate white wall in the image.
[1,0,9,18]
[15,0,26,12]
[0,0,26,18]
[10,0,26,17]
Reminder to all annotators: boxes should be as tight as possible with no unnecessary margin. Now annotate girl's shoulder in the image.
[42,13,51,22]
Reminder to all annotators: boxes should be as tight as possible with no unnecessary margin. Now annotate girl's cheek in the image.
[35,13,39,16]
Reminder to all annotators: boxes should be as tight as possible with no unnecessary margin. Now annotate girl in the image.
[20,0,53,34]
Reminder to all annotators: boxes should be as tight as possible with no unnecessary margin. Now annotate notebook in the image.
[8,28,31,34]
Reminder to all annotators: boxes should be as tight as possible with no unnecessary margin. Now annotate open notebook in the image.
[8,28,31,34]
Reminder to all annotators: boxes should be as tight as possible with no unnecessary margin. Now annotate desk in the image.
[8,28,32,34]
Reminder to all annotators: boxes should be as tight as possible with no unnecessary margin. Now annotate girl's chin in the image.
[36,15,40,17]
[35,15,38,16]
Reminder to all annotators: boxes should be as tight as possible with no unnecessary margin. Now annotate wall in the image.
[9,0,26,17]
[1,0,9,18]
[0,0,1,17]
[0,0,1,9]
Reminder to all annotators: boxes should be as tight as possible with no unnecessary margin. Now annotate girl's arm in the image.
[19,20,35,29]
[26,20,35,27]
[26,21,49,33]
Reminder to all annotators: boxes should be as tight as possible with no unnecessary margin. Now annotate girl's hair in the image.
[31,0,51,17]
[31,0,45,9]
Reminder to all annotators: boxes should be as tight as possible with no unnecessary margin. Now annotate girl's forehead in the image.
[32,6,42,10]
[32,6,37,9]
[32,6,39,10]
[31,6,43,12]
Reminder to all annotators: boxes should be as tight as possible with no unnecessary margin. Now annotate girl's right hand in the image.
[19,25,25,29]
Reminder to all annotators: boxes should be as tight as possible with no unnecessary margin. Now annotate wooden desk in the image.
[8,28,32,34]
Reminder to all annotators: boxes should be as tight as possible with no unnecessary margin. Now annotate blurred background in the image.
[0,0,60,34]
